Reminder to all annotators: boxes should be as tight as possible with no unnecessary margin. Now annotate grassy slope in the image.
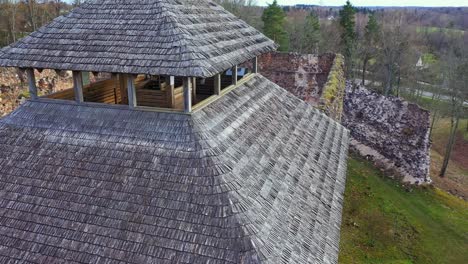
[339,156,468,264]
[429,118,468,199]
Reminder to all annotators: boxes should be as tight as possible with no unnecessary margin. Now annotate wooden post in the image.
[183,77,192,113]
[168,76,175,108]
[252,56,258,74]
[192,77,197,102]
[214,74,221,95]
[127,74,136,108]
[232,65,238,85]
[111,73,118,104]
[119,74,127,104]
[72,71,84,103]
[26,68,38,100]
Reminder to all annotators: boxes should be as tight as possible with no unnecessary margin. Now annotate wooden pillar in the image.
[183,77,192,113]
[26,68,38,100]
[168,76,175,108]
[252,56,258,74]
[72,71,84,103]
[232,65,238,85]
[192,77,197,102]
[119,74,128,104]
[111,73,119,104]
[214,73,221,95]
[127,74,136,108]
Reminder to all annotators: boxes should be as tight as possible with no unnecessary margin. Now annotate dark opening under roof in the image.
[0,0,277,77]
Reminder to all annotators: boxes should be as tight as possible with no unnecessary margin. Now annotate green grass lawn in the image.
[339,155,468,264]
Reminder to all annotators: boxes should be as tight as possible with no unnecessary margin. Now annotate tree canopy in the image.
[262,0,289,51]
[303,11,321,53]
[339,0,357,77]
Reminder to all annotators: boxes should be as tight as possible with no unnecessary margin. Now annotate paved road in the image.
[353,79,468,106]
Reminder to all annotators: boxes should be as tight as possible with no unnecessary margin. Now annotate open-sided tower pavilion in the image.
[0,0,350,263]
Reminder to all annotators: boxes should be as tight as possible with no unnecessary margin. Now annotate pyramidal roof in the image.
[0,0,276,77]
[0,75,349,263]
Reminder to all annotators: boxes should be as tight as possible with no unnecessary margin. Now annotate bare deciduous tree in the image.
[379,11,409,96]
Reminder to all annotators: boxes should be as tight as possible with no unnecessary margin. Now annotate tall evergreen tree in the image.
[303,11,321,54]
[359,13,379,85]
[339,0,357,77]
[262,0,289,51]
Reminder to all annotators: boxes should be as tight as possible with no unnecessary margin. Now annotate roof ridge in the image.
[161,0,228,77]
[158,0,199,73]
[0,0,276,77]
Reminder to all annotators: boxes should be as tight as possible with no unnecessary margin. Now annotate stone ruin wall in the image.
[257,52,430,184]
[257,52,345,120]
[0,68,109,116]
[0,68,72,116]
[342,85,431,183]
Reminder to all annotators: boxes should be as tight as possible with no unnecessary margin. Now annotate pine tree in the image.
[303,11,321,54]
[360,13,379,85]
[339,0,357,77]
[262,0,289,51]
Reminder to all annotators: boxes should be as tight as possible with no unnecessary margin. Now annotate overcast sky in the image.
[257,0,468,6]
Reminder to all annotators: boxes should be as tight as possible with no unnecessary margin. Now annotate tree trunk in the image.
[55,0,61,18]
[396,68,401,97]
[361,58,368,86]
[27,0,37,31]
[439,107,460,177]
[429,110,438,139]
[11,4,17,43]
[385,64,393,96]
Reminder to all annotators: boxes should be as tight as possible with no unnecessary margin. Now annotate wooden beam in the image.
[169,76,175,108]
[232,65,238,85]
[183,77,192,113]
[252,56,258,74]
[214,74,221,95]
[72,71,84,103]
[26,68,38,100]
[127,74,137,108]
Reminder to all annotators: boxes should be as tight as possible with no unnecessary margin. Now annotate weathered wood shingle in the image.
[0,75,348,263]
[0,0,277,77]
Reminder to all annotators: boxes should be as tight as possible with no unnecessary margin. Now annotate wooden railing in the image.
[45,77,184,109]
[46,78,121,104]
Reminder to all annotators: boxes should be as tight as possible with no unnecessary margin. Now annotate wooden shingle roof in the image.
[0,0,277,77]
[0,75,349,263]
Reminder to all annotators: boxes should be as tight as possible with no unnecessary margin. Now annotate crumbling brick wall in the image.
[343,84,431,183]
[0,68,110,116]
[256,52,430,183]
[258,52,345,120]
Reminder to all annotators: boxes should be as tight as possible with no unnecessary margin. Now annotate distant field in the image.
[339,155,468,264]
[415,26,465,35]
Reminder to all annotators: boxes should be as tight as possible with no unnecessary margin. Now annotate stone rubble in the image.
[343,82,431,183]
